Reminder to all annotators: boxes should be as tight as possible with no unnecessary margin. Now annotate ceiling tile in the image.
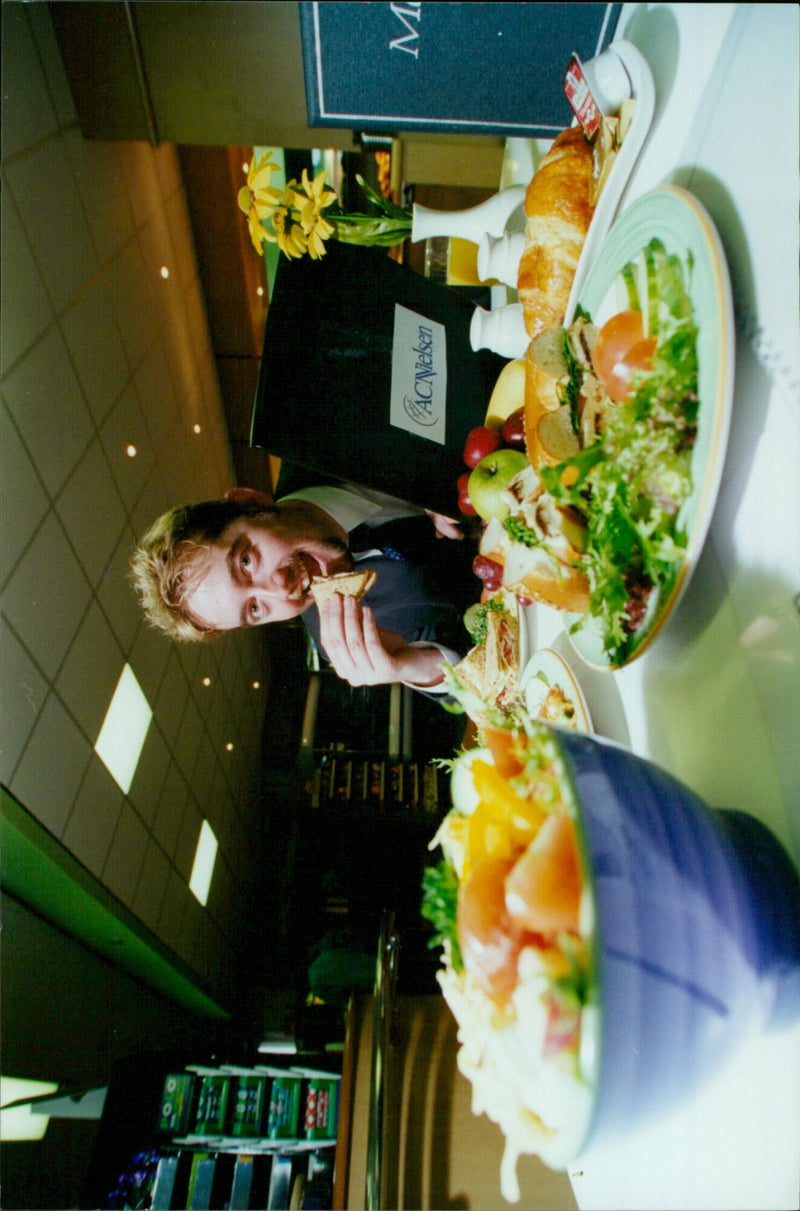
[137,210,180,290]
[4,133,100,316]
[164,187,201,295]
[97,524,141,654]
[188,731,219,814]
[1,4,58,158]
[2,511,92,682]
[63,130,137,265]
[127,616,173,705]
[10,692,92,839]
[62,756,124,879]
[59,274,131,427]
[154,761,189,860]
[153,144,183,204]
[157,867,192,960]
[98,384,156,513]
[54,601,125,745]
[132,839,171,933]
[135,340,180,454]
[0,619,49,784]
[0,401,50,587]
[173,796,203,884]
[128,721,171,829]
[2,325,95,499]
[173,696,205,786]
[25,0,76,127]
[103,802,149,907]
[100,240,160,369]
[55,438,128,588]
[155,651,190,749]
[128,464,172,551]
[0,184,55,373]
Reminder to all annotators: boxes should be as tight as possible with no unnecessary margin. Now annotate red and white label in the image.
[564,54,601,140]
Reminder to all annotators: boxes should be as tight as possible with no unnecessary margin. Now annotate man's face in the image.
[183,504,352,631]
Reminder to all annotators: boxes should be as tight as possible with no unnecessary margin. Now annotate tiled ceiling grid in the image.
[1,1,271,1002]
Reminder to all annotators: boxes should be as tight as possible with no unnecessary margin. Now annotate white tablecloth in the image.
[508,5,800,1208]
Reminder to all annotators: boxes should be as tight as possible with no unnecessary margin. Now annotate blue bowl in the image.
[557,729,800,1154]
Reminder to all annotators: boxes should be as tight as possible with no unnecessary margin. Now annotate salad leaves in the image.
[542,238,699,664]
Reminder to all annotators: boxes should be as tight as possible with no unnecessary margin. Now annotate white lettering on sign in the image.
[390,304,447,445]
[389,2,422,58]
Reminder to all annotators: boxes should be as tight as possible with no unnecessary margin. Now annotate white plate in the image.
[519,647,593,733]
[563,186,735,670]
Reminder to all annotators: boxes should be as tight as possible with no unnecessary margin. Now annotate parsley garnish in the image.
[504,515,542,548]
[421,860,462,970]
[465,596,507,644]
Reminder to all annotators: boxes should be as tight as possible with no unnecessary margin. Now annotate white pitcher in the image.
[470,303,529,359]
[411,185,525,246]
[476,231,527,287]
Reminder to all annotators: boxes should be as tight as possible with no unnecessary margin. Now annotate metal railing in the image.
[365,911,400,1210]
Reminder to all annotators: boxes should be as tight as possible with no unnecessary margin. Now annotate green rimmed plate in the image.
[564,186,735,670]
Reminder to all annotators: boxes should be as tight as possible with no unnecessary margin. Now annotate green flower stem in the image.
[329,213,412,247]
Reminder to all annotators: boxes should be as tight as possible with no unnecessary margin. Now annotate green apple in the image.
[468,448,529,521]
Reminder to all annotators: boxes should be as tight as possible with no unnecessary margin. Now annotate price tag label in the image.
[564,54,601,140]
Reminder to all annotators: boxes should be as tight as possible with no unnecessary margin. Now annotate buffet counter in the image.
[544,5,799,1208]
[340,8,799,1211]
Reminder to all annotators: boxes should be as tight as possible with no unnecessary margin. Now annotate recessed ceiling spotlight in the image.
[160,266,170,279]
[257,286,264,297]
[193,424,202,435]
[225,741,234,752]
[202,676,212,687]
[125,444,137,458]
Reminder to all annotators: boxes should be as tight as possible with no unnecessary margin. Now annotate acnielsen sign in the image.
[390,304,447,445]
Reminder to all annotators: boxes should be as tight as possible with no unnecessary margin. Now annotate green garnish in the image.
[464,596,507,644]
[421,860,463,970]
[504,515,542,549]
[560,325,585,433]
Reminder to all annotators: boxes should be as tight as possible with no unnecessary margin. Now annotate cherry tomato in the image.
[458,856,521,1002]
[591,310,656,403]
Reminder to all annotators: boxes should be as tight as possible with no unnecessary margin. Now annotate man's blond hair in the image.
[129,498,273,642]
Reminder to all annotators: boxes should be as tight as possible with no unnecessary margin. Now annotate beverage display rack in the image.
[146,1061,341,1210]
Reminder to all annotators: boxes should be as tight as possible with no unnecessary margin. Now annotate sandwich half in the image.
[310,569,377,609]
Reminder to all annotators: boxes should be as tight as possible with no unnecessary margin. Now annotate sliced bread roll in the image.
[517,127,596,340]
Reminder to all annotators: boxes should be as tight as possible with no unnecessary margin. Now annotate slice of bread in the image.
[310,569,377,608]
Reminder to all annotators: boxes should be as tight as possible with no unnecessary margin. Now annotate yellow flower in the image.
[296,168,338,259]
[237,152,282,254]
[272,204,308,260]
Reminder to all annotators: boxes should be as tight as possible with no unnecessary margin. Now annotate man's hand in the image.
[425,509,464,540]
[318,594,446,688]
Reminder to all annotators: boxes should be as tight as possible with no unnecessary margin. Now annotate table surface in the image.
[502,5,799,1208]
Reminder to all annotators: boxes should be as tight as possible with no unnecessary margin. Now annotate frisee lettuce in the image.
[540,237,698,664]
[421,859,463,970]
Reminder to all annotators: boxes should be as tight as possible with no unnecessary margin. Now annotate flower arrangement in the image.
[238,151,412,262]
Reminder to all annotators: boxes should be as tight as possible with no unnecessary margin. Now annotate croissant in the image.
[517,127,596,340]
